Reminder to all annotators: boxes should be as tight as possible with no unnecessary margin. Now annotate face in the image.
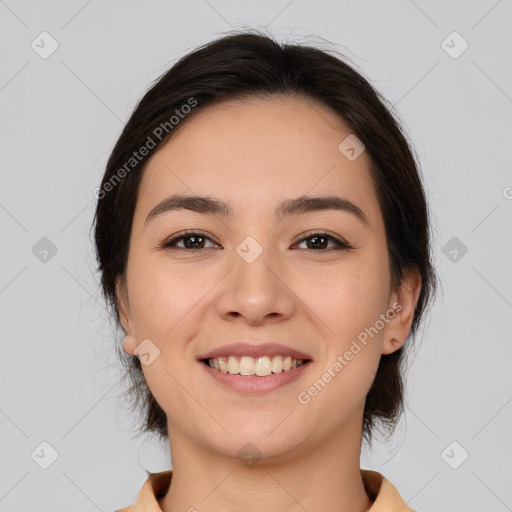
[117,95,420,463]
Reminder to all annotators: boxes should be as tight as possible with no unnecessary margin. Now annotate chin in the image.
[207,424,307,463]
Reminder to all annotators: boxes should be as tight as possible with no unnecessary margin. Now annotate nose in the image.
[214,246,296,326]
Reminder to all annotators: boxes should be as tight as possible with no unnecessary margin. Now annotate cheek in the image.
[127,255,208,337]
[140,362,198,439]
[297,251,389,400]
[125,256,210,399]
[297,254,389,344]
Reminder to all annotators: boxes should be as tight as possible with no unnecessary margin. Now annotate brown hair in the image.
[92,30,438,446]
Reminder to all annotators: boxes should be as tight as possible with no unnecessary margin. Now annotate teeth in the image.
[271,355,283,373]
[255,356,272,377]
[206,355,306,376]
[227,356,240,374]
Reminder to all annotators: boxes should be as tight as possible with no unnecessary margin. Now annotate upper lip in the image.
[198,342,313,361]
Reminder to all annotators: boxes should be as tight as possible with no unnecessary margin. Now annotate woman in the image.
[93,30,437,511]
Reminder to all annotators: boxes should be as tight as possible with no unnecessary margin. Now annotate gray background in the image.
[1,1,511,511]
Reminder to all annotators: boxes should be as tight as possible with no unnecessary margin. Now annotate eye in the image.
[159,231,220,251]
[293,231,353,251]
[158,230,353,252]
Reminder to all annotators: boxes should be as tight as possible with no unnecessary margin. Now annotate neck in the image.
[159,419,373,512]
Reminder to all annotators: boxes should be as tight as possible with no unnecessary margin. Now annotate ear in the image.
[382,268,422,355]
[116,275,138,355]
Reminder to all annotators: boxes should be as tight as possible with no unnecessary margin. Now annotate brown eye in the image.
[294,231,353,251]
[159,230,353,252]
[160,231,219,251]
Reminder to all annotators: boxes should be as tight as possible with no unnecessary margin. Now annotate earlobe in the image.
[122,334,138,355]
[382,337,403,355]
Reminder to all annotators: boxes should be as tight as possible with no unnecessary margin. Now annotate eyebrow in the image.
[144,194,369,228]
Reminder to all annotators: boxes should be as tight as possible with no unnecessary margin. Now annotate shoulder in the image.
[115,470,173,512]
[361,469,416,511]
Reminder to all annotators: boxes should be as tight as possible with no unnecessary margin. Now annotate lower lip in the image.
[201,361,311,394]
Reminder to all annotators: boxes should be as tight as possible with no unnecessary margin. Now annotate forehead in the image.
[135,95,382,229]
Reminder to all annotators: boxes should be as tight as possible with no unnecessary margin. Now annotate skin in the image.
[117,95,422,512]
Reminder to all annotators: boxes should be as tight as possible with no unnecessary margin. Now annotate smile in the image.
[201,357,312,394]
[205,355,307,376]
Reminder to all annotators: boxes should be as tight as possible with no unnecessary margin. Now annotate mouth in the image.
[200,356,312,394]
[201,355,311,376]
[197,342,313,393]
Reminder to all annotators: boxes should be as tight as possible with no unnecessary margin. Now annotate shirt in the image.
[115,469,415,511]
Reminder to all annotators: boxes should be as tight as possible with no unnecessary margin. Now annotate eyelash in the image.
[158,230,354,252]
